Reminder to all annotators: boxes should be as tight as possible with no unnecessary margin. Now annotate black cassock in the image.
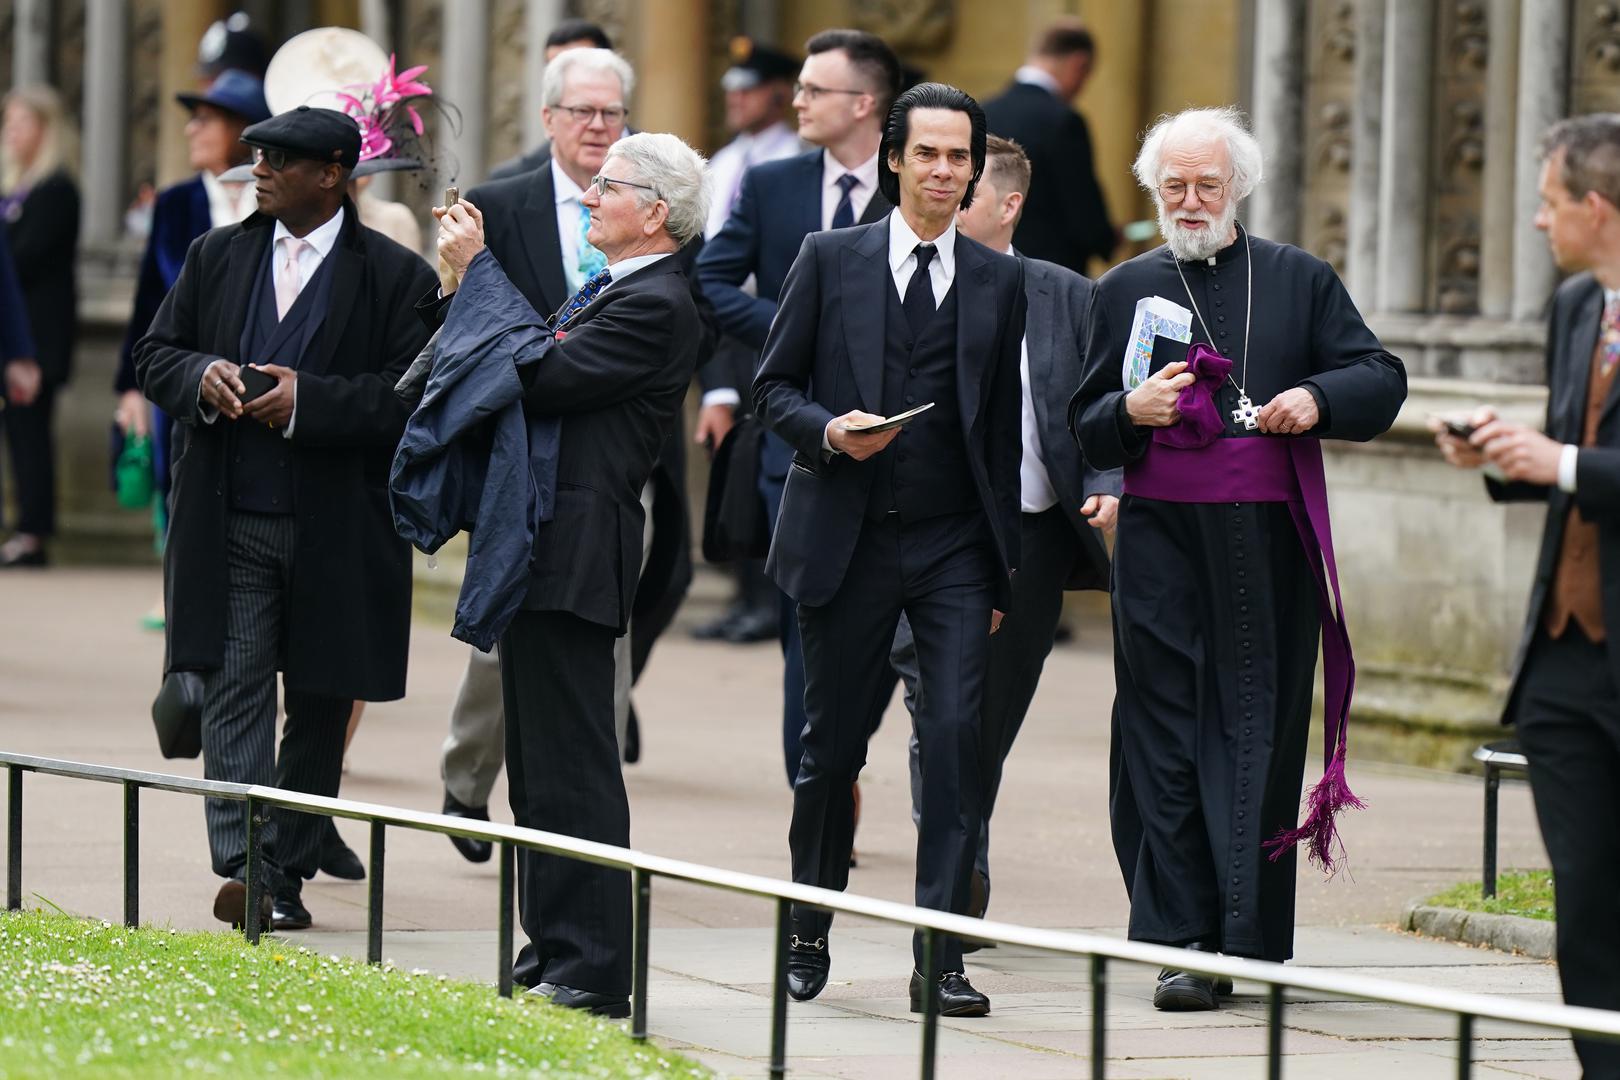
[1070,227,1405,961]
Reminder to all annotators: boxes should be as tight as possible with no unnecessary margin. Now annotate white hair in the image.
[604,133,711,247]
[541,47,635,108]
[1132,106,1264,202]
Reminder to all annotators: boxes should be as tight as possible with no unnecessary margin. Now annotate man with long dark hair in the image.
[755,82,1025,1016]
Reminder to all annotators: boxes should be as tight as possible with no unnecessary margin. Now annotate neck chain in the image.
[1173,228,1258,429]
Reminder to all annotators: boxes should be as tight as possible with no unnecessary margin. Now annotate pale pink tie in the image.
[275,237,306,320]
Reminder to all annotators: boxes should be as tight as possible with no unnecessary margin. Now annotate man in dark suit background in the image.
[434,131,709,1018]
[487,20,616,182]
[134,107,436,932]
[697,28,900,787]
[1435,114,1620,1076]
[755,82,1025,1017]
[982,18,1113,275]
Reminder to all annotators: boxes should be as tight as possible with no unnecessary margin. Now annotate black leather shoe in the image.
[212,879,270,931]
[525,981,631,1018]
[690,608,743,641]
[1157,940,1232,1001]
[443,791,493,863]
[786,935,830,1001]
[720,608,778,643]
[1155,941,1223,1012]
[271,893,313,931]
[318,828,366,881]
[909,969,990,1017]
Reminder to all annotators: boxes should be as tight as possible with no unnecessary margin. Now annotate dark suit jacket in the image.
[117,175,212,393]
[429,252,702,632]
[983,82,1113,274]
[134,202,438,700]
[1020,254,1117,590]
[697,147,892,352]
[1494,272,1620,721]
[753,220,1027,611]
[487,143,551,183]
[0,230,33,363]
[4,169,79,385]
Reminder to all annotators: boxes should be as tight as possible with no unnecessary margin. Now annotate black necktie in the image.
[830,173,859,229]
[903,243,937,337]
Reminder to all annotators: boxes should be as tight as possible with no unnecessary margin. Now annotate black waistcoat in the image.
[228,237,337,514]
[865,277,974,522]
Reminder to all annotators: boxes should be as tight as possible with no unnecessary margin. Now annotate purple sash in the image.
[1123,437,1362,874]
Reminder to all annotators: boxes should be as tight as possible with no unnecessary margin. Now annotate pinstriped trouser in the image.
[201,511,351,895]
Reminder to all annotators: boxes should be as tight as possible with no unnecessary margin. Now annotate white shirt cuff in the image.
[701,388,740,409]
[197,365,220,424]
[822,419,837,454]
[282,376,298,439]
[1557,444,1579,493]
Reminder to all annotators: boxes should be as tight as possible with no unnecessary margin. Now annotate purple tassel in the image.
[1263,744,1366,876]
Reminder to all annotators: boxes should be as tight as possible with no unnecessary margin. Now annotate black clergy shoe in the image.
[909,969,991,1017]
[720,608,778,643]
[786,935,831,1001]
[318,828,366,881]
[525,981,631,1018]
[443,791,493,863]
[212,878,271,931]
[1154,944,1222,1011]
[690,607,743,641]
[271,893,313,932]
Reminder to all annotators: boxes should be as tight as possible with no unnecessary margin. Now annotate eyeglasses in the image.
[794,81,868,102]
[553,104,629,126]
[253,146,291,171]
[589,174,661,200]
[1158,176,1230,203]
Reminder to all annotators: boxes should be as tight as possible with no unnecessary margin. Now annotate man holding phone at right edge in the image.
[135,106,436,934]
[1433,114,1620,1076]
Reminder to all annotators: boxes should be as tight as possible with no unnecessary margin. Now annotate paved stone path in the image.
[0,568,1577,1077]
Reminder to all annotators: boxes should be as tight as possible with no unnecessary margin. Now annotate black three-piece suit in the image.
[755,216,1025,974]
[134,202,436,891]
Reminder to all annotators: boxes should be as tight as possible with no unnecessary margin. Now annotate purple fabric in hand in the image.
[1154,342,1232,449]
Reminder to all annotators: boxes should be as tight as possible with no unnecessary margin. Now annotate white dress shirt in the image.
[200,168,256,229]
[1014,64,1063,99]
[1005,248,1059,512]
[1556,286,1620,493]
[603,251,671,289]
[820,148,881,232]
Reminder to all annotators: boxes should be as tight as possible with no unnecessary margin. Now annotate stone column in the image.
[80,0,128,250]
[12,0,51,89]
[633,0,710,148]
[1375,0,1435,314]
[1080,3,1149,249]
[440,1,490,186]
[1248,0,1307,245]
[1346,0,1384,310]
[157,1,224,189]
[1511,0,1570,322]
[1477,0,1521,319]
[523,0,566,154]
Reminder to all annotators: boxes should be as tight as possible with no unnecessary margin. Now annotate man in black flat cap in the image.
[135,106,437,933]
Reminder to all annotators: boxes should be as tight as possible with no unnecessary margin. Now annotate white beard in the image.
[1157,199,1239,262]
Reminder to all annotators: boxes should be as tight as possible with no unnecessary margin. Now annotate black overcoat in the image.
[134,201,437,701]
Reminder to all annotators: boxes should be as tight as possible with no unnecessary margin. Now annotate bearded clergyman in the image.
[1068,107,1406,1011]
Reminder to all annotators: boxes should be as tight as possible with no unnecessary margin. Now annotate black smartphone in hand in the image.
[237,366,277,405]
[1442,418,1478,440]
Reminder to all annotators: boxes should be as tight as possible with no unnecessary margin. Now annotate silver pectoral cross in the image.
[1232,393,1261,431]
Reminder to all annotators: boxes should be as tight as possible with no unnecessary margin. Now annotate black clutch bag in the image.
[151,671,204,759]
[701,414,771,563]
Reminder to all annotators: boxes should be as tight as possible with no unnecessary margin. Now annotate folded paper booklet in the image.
[842,402,935,434]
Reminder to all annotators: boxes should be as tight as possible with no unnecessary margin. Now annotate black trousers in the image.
[1515,626,1620,1078]
[792,511,995,974]
[501,608,632,997]
[201,511,350,895]
[0,380,55,536]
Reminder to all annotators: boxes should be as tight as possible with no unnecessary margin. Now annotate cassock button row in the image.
[1240,622,1249,631]
[1243,728,1253,737]
[1244,694,1254,703]
[1238,811,1246,819]
[1218,315,1227,323]
[906,396,917,405]
[1244,657,1253,667]
[1213,283,1222,291]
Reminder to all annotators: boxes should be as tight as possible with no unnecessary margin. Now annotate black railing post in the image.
[244,796,265,946]
[497,842,514,998]
[919,927,940,1080]
[1090,954,1106,1080]
[1267,984,1285,1080]
[1457,1013,1474,1079]
[769,897,790,1079]
[1483,764,1501,899]
[122,781,139,927]
[367,821,385,965]
[631,868,652,1040]
[7,765,21,910]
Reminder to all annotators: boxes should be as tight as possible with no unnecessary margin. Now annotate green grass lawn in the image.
[1425,870,1556,922]
[0,910,709,1078]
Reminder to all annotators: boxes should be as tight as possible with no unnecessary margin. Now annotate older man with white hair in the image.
[433,131,710,1016]
[1069,107,1406,1011]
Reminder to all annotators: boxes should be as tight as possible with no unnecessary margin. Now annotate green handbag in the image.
[115,432,155,510]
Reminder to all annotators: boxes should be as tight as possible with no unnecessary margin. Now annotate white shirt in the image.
[820,148,880,232]
[704,121,804,240]
[200,168,255,229]
[1014,64,1063,99]
[603,251,671,289]
[552,158,605,292]
[1557,288,1620,493]
[1006,248,1059,512]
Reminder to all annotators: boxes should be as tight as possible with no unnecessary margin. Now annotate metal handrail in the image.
[4,749,1616,1080]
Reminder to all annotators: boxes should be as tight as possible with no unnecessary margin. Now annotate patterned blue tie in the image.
[830,173,859,230]
[551,268,612,330]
